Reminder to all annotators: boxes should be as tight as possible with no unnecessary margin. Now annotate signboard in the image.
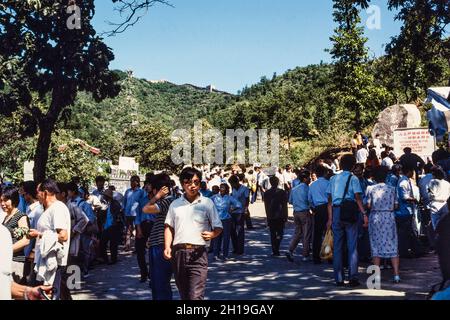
[393,128,436,161]
[23,161,34,181]
[118,156,139,172]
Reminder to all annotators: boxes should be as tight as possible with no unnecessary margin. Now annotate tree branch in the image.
[102,0,173,37]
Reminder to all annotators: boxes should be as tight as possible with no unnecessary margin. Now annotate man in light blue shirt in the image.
[199,181,214,198]
[396,166,422,258]
[308,165,330,264]
[134,179,155,282]
[211,184,242,260]
[123,175,152,282]
[229,175,250,255]
[326,154,367,287]
[123,175,145,252]
[286,170,312,262]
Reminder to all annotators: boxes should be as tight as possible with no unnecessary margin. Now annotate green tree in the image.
[328,0,389,131]
[385,0,450,101]
[0,1,120,182]
[123,121,179,172]
[46,130,101,185]
[0,110,35,183]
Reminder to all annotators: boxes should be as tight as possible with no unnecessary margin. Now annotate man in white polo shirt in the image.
[164,167,222,300]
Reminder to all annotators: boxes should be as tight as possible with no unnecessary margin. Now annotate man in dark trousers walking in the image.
[263,176,288,256]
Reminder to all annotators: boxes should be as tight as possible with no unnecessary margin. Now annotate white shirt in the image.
[35,200,71,266]
[428,179,450,215]
[255,171,269,189]
[356,148,369,164]
[381,157,394,170]
[282,170,293,186]
[373,138,382,155]
[26,202,44,229]
[276,171,285,189]
[113,191,124,208]
[165,194,222,246]
[0,225,12,300]
[418,173,434,206]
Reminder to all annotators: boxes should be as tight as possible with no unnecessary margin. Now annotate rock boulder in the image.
[372,104,422,147]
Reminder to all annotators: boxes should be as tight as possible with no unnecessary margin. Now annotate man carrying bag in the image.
[326,154,368,287]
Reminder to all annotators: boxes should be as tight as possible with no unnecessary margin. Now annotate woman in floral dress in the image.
[366,166,401,283]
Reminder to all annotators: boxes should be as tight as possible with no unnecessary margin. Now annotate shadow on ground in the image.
[72,216,441,300]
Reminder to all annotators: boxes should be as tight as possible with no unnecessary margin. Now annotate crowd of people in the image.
[1,135,450,300]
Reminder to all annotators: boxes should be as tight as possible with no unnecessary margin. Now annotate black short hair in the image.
[219,183,230,194]
[57,182,68,194]
[22,181,38,199]
[299,170,310,181]
[380,151,388,159]
[38,179,60,195]
[237,173,245,182]
[179,167,202,183]
[392,164,402,174]
[424,162,433,174]
[1,186,20,207]
[403,147,412,153]
[145,172,155,180]
[431,166,446,180]
[340,154,356,171]
[401,165,414,175]
[152,173,172,191]
[269,176,279,187]
[372,166,389,183]
[228,175,240,185]
[130,175,140,183]
[66,182,79,194]
[95,176,106,183]
[80,186,89,197]
[314,165,327,178]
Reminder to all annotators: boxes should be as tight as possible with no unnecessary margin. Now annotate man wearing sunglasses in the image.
[164,167,223,300]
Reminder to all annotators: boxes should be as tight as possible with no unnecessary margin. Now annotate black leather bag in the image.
[340,175,359,223]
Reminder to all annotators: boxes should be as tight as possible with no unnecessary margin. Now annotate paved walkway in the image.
[72,202,442,300]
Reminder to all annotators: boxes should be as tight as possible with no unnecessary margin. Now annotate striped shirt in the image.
[2,211,29,263]
[149,196,175,247]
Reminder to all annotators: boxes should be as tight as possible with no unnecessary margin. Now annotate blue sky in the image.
[93,0,402,94]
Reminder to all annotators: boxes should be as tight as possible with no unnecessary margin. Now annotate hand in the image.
[28,229,41,239]
[28,285,52,300]
[163,247,172,260]
[156,186,170,200]
[326,219,332,230]
[363,215,369,228]
[201,231,214,241]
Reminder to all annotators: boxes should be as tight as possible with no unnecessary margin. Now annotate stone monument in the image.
[372,104,422,147]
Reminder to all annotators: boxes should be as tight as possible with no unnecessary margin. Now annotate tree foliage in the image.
[328,0,390,131]
[385,0,450,102]
[0,0,120,182]
[46,130,101,185]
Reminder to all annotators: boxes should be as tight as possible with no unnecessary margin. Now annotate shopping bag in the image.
[320,229,333,260]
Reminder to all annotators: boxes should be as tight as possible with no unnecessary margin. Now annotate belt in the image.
[173,243,205,250]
